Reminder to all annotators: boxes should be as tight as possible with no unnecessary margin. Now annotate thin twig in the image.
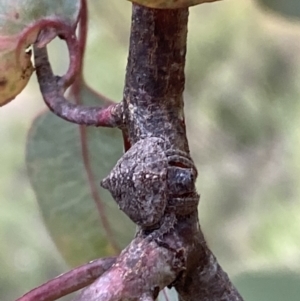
[16,257,116,301]
[33,45,123,127]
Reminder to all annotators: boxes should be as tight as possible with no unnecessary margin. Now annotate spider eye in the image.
[167,167,195,195]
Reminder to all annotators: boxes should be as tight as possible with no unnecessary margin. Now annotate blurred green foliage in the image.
[257,0,300,20]
[26,83,135,267]
[0,0,300,300]
[235,270,300,301]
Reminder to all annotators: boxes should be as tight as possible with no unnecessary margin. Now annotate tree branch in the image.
[16,257,116,301]
[123,6,189,150]
[23,2,245,301]
[76,4,244,301]
[33,45,123,128]
[74,237,186,301]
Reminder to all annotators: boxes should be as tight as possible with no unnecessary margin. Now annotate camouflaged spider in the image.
[101,137,199,237]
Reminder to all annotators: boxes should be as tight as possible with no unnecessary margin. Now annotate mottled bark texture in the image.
[76,4,244,301]
[20,1,244,301]
[123,6,188,149]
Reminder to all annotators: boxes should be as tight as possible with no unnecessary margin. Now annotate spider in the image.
[101,137,199,236]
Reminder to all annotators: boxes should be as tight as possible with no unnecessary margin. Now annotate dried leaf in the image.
[0,0,81,105]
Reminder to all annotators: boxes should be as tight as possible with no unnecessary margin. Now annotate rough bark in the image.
[18,1,245,301]
[76,4,244,301]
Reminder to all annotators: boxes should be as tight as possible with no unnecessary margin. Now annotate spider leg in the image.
[165,149,195,171]
[168,192,200,216]
[166,148,191,158]
[165,148,192,159]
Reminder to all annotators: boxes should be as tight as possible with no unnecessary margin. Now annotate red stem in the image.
[15,257,116,301]
[33,45,123,127]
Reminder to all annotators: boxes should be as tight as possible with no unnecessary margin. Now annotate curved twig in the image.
[33,45,123,127]
[16,257,116,301]
[73,238,186,301]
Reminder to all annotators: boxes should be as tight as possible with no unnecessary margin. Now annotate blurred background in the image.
[1,0,300,300]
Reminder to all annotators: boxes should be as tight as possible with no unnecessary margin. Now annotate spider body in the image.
[101,137,199,234]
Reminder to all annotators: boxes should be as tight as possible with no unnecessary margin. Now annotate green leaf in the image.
[234,270,300,301]
[256,0,300,20]
[0,0,81,105]
[129,0,219,9]
[158,288,178,301]
[26,83,135,267]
